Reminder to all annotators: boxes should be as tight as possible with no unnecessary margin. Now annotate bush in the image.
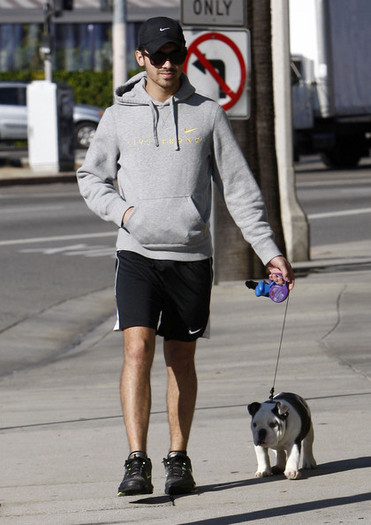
[53,71,113,108]
[0,70,113,108]
[0,68,142,109]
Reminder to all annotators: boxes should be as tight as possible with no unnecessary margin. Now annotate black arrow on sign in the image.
[193,56,226,99]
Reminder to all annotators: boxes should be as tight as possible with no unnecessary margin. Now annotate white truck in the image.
[289,0,371,168]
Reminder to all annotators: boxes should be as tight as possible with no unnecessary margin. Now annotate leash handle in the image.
[269,294,290,399]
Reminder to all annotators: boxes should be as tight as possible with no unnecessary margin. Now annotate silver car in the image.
[0,81,104,149]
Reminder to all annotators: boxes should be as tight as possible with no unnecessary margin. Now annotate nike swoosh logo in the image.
[184,128,199,133]
[188,328,203,335]
[160,27,170,31]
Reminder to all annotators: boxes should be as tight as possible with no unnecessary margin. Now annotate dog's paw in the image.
[255,470,273,478]
[284,469,302,480]
[303,458,317,470]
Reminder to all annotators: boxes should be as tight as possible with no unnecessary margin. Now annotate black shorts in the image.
[115,251,213,341]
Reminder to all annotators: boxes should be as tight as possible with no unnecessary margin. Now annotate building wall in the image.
[0,0,180,72]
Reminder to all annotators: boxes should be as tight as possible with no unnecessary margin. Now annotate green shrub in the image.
[0,68,142,109]
[53,71,113,108]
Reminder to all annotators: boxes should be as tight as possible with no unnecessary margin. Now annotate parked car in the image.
[0,81,104,149]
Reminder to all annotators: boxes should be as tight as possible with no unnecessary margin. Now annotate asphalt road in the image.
[0,183,116,333]
[295,156,371,247]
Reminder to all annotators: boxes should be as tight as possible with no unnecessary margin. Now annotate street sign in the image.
[183,30,250,118]
[181,0,246,27]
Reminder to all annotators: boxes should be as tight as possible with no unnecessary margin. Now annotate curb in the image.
[0,172,77,186]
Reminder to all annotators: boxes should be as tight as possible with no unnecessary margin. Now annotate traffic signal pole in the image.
[41,2,53,81]
[40,1,74,82]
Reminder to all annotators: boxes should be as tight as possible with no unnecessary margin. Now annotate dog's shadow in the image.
[129,456,371,505]
[200,456,371,490]
[306,456,371,478]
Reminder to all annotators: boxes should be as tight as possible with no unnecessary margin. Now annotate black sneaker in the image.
[163,452,196,495]
[117,452,153,496]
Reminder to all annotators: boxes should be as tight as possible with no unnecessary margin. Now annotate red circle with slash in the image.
[184,32,247,111]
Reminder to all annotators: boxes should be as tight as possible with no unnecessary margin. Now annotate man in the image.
[77,16,295,497]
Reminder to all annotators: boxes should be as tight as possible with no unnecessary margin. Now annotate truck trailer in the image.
[289,0,371,168]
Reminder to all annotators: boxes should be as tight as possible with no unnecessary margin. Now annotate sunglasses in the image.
[141,49,187,67]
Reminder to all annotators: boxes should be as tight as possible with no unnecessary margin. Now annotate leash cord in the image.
[269,294,290,400]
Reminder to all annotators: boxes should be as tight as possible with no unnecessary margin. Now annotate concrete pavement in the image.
[0,163,370,524]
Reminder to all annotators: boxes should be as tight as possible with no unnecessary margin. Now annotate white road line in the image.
[0,231,117,247]
[308,207,371,220]
[0,205,65,214]
[19,244,115,257]
[296,178,371,188]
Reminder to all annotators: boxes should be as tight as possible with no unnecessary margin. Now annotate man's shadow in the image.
[129,456,371,505]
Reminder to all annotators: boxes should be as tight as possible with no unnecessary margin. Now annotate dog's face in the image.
[248,401,290,448]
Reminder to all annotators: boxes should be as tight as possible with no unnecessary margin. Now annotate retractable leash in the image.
[268,294,290,399]
[245,274,290,399]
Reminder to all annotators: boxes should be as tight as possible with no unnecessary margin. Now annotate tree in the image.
[246,0,286,271]
[215,0,286,280]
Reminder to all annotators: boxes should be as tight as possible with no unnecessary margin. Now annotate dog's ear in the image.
[273,401,290,420]
[247,402,261,416]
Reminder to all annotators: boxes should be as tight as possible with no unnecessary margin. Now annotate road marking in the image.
[20,244,88,255]
[296,178,371,188]
[0,231,116,247]
[19,244,115,258]
[0,205,66,214]
[308,207,371,220]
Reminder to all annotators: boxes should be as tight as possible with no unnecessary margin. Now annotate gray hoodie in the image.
[77,72,281,264]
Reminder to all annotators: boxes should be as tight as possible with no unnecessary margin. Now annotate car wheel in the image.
[74,121,97,149]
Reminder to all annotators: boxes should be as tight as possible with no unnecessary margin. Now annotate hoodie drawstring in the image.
[170,96,180,151]
[149,97,180,151]
[149,100,159,147]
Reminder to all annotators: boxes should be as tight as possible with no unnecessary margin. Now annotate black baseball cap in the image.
[137,17,186,54]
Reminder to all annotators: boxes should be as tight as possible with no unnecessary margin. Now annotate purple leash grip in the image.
[245,274,289,303]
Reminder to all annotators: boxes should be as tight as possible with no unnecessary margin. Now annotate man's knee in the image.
[123,327,156,366]
[164,340,196,371]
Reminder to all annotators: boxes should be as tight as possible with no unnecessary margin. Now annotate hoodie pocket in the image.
[124,196,207,250]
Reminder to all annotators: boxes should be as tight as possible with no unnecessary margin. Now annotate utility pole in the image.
[271,0,309,262]
[40,1,74,82]
[113,0,127,92]
[40,2,53,81]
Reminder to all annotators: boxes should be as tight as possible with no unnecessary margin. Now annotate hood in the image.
[114,72,196,150]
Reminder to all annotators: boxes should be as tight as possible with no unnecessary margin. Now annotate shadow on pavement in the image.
[176,491,371,524]
[128,456,370,513]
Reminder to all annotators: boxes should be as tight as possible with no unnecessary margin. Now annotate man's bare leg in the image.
[163,339,197,452]
[120,326,156,453]
[163,339,198,494]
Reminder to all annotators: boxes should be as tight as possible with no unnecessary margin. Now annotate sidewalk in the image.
[0,150,79,186]
[1,240,370,524]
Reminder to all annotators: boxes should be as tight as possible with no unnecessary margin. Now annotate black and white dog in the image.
[247,392,317,480]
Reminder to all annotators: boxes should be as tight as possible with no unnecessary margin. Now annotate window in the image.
[0,22,114,72]
[0,86,27,105]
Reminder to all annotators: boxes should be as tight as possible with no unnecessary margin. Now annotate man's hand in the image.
[267,256,295,291]
[122,206,134,227]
